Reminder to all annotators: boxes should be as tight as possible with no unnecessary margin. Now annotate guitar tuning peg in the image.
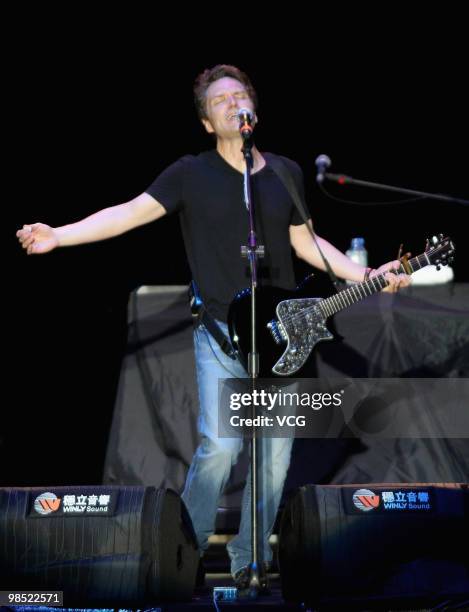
[436,264,441,271]
[431,236,438,245]
[438,233,444,240]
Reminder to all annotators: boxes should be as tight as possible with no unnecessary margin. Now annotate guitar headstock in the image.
[425,234,455,270]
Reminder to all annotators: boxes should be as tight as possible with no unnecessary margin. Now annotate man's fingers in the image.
[385,272,399,291]
[399,273,412,287]
[17,226,33,241]
[22,236,35,249]
[384,271,411,292]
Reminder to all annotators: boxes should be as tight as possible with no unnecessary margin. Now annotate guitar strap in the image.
[264,153,342,293]
[188,280,237,359]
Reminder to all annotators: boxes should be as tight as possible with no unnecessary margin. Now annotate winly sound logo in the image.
[33,492,61,515]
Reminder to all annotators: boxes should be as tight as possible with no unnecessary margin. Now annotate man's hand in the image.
[16,223,60,255]
[371,260,411,293]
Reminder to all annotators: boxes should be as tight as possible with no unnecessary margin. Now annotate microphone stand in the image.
[240,131,265,598]
[322,172,469,206]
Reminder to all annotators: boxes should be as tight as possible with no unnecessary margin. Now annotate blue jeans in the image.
[181,321,293,576]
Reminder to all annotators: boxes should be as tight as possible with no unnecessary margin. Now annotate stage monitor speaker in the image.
[278,483,469,607]
[0,486,198,606]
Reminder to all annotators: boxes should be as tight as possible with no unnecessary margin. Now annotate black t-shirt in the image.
[145,150,308,322]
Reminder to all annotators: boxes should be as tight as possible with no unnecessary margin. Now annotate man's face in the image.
[202,77,256,138]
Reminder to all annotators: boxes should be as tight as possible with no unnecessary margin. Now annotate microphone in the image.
[315,154,331,183]
[237,108,254,139]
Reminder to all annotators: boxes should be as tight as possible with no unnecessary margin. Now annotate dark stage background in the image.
[8,14,468,486]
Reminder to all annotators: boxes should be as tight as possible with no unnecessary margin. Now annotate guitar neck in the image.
[317,252,429,318]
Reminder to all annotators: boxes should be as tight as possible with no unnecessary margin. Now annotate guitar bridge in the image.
[267,319,287,344]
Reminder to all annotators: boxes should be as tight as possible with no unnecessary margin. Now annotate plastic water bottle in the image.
[346,237,368,284]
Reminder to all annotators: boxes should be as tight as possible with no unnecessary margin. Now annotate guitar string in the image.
[273,248,444,329]
[275,272,391,328]
[271,250,433,329]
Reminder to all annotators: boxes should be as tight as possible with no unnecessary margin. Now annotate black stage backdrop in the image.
[8,11,469,486]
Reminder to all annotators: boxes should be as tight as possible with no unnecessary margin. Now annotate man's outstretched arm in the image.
[17,192,167,255]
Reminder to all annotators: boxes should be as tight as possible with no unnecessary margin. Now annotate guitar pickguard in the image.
[272,298,333,376]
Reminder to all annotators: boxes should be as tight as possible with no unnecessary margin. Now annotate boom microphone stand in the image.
[315,154,469,206]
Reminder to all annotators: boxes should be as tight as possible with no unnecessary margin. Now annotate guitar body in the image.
[228,236,454,377]
[228,279,333,377]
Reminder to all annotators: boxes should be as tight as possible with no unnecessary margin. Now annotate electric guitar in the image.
[228,235,455,377]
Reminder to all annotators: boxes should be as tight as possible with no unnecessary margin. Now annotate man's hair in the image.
[193,64,258,121]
